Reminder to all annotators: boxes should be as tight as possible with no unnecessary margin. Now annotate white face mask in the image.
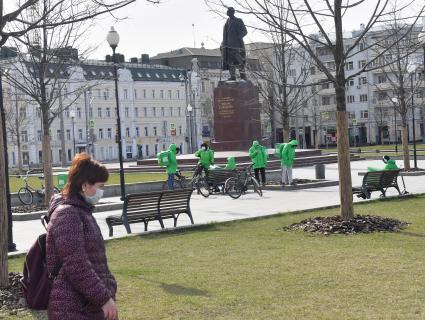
[84,188,104,205]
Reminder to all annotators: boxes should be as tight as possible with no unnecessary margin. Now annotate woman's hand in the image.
[102,298,118,320]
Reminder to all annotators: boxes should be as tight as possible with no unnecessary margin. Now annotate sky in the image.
[87,0,378,60]
[5,0,425,61]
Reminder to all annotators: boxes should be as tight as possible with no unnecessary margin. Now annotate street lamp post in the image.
[107,26,126,201]
[407,64,418,169]
[0,72,17,252]
[418,19,425,143]
[70,109,76,156]
[391,98,398,153]
[187,104,193,153]
[84,90,90,155]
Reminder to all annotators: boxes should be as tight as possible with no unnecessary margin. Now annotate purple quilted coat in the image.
[46,194,117,320]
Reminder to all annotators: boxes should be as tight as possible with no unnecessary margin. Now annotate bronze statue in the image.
[221,7,247,81]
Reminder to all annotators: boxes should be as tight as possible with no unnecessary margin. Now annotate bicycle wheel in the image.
[251,177,263,197]
[225,177,243,199]
[196,177,210,198]
[18,187,33,205]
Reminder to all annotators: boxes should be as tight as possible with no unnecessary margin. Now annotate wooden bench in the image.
[352,170,401,199]
[105,188,194,237]
[206,169,237,191]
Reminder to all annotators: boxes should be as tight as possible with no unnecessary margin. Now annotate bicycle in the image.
[161,166,210,198]
[18,170,61,205]
[224,165,262,199]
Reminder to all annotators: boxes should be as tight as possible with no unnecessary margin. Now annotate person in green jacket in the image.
[249,140,268,186]
[280,139,298,185]
[368,155,399,172]
[194,143,214,176]
[166,144,178,189]
[225,156,237,170]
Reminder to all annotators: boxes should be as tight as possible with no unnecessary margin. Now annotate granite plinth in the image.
[212,80,261,151]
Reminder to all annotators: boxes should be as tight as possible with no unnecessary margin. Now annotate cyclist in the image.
[194,143,214,177]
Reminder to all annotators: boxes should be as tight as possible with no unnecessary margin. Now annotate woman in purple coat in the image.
[46,153,118,320]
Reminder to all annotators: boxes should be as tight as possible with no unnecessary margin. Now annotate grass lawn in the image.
[8,172,168,194]
[4,195,425,319]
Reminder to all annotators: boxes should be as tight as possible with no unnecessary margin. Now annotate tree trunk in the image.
[315,129,320,149]
[401,122,411,170]
[59,96,67,168]
[0,110,9,287]
[42,133,54,206]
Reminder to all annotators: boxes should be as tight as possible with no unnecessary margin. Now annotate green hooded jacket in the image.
[368,159,399,172]
[280,140,298,166]
[249,141,268,169]
[195,148,214,169]
[225,156,237,170]
[166,144,178,174]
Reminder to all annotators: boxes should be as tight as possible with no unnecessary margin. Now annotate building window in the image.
[66,129,71,141]
[153,126,157,136]
[161,107,165,116]
[160,90,164,99]
[144,127,148,136]
[145,145,149,156]
[89,107,93,118]
[347,95,355,103]
[179,125,182,136]
[143,89,146,99]
[288,69,296,77]
[360,110,369,119]
[322,96,331,105]
[360,94,368,102]
[103,89,109,100]
[19,107,26,118]
[152,90,155,99]
[169,107,173,116]
[37,130,42,141]
[178,107,181,116]
[144,107,147,117]
[345,61,353,70]
[123,89,128,100]
[348,79,355,87]
[78,129,83,140]
[134,89,137,99]
[358,60,367,69]
[106,107,111,117]
[77,108,82,118]
[177,90,180,99]
[126,127,130,138]
[168,90,172,99]
[56,130,61,140]
[64,109,69,118]
[153,107,156,117]
[135,107,139,118]
[125,107,129,117]
[154,144,158,154]
[136,127,140,137]
[377,75,386,84]
[322,82,330,89]
[358,77,367,85]
[98,107,102,118]
[107,128,112,139]
[99,128,103,139]
[21,131,28,142]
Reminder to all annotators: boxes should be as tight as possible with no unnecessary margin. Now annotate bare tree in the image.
[368,13,424,170]
[205,0,425,220]
[0,0,160,288]
[3,86,30,173]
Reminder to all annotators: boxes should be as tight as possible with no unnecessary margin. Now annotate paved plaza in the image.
[9,159,425,255]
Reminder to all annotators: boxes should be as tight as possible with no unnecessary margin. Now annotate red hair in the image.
[62,153,109,198]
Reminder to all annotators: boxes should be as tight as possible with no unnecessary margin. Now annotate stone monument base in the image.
[212,80,262,151]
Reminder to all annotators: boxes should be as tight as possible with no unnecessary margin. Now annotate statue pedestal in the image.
[211,80,262,151]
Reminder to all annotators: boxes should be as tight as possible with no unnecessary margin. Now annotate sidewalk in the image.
[9,159,425,255]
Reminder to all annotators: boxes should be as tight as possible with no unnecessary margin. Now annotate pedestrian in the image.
[225,156,237,170]
[249,140,268,186]
[46,153,118,320]
[165,144,178,189]
[280,139,298,185]
[368,155,399,172]
[194,143,215,177]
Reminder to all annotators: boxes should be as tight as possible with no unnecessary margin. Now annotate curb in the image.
[262,180,339,191]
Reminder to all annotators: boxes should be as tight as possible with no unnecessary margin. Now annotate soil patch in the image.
[284,215,408,235]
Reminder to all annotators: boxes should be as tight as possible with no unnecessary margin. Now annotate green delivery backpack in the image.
[157,151,169,166]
